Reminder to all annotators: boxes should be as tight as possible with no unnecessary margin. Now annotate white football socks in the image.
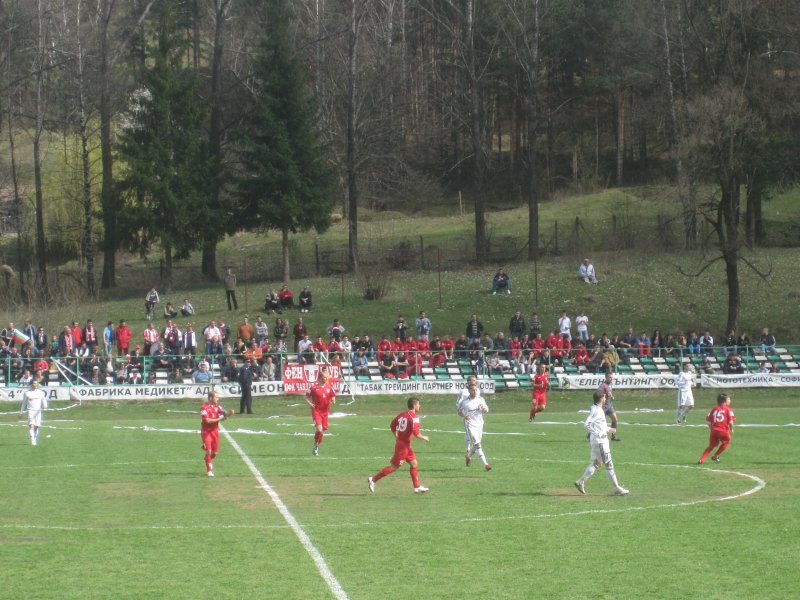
[581,464,598,481]
[605,467,620,488]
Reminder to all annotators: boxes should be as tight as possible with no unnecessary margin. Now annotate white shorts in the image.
[677,389,694,407]
[27,410,43,428]
[465,421,484,446]
[590,437,611,465]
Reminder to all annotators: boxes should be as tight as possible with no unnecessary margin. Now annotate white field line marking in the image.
[0,403,79,416]
[0,523,290,532]
[222,427,349,600]
[526,420,800,428]
[414,427,543,436]
[112,425,316,437]
[0,460,765,534]
[0,458,198,471]
[0,422,82,430]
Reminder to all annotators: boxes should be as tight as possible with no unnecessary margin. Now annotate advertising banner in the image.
[700,373,800,388]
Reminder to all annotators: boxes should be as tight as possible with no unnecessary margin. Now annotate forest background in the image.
[1,0,799,337]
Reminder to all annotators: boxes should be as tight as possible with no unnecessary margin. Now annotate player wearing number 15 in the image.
[698,393,735,464]
[200,391,233,477]
[306,370,336,456]
[368,397,430,494]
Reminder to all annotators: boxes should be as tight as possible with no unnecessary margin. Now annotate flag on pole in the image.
[11,329,30,345]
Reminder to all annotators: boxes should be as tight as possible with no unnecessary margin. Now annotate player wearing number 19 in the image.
[368,397,430,494]
[200,391,234,477]
[698,393,735,464]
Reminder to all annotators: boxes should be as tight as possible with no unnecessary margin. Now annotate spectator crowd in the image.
[0,287,784,389]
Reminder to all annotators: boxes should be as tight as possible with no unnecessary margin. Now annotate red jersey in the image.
[200,402,226,433]
[440,338,454,355]
[390,409,420,446]
[532,373,549,400]
[707,404,735,434]
[308,384,335,412]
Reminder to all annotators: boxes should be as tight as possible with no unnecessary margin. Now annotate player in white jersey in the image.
[20,379,48,446]
[457,379,491,471]
[574,390,628,495]
[456,375,477,456]
[675,362,695,424]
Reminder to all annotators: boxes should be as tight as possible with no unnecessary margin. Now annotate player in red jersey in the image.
[368,397,430,494]
[200,391,233,477]
[305,369,336,456]
[698,392,735,464]
[530,363,550,421]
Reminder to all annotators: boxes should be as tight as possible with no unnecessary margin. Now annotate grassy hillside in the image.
[1,184,797,343]
[2,246,797,346]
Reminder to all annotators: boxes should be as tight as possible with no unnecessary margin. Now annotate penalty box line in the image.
[222,426,349,600]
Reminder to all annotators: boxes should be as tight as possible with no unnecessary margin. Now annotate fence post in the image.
[315,242,320,277]
[420,235,425,270]
[575,216,580,254]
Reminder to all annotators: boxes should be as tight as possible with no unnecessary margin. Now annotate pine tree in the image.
[235,0,335,281]
[116,2,213,284]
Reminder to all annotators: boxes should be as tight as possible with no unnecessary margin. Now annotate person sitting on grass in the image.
[163,302,178,319]
[278,284,294,309]
[299,286,312,312]
[579,258,599,284]
[490,268,511,295]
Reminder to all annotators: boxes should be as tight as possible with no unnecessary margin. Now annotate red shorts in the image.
[532,395,547,407]
[312,408,329,431]
[201,429,219,454]
[709,430,731,446]
[390,443,416,468]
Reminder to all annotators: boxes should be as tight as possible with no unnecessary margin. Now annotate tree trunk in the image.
[724,248,740,334]
[75,4,96,298]
[282,227,291,282]
[718,176,741,333]
[615,90,625,187]
[7,111,28,303]
[163,243,173,288]
[660,0,697,249]
[201,243,218,281]
[524,0,540,261]
[466,0,486,264]
[99,0,116,289]
[33,0,48,298]
[201,0,231,282]
[98,0,155,289]
[346,0,361,272]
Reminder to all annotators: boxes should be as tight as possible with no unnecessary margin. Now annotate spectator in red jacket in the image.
[116,320,132,355]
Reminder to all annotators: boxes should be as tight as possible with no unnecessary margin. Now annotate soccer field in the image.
[2,389,799,599]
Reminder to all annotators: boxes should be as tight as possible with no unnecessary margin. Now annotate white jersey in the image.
[458,394,489,423]
[584,403,609,443]
[458,393,489,445]
[676,370,695,406]
[21,388,48,426]
[584,402,613,464]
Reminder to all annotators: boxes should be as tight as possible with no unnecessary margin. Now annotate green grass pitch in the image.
[1,389,799,599]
